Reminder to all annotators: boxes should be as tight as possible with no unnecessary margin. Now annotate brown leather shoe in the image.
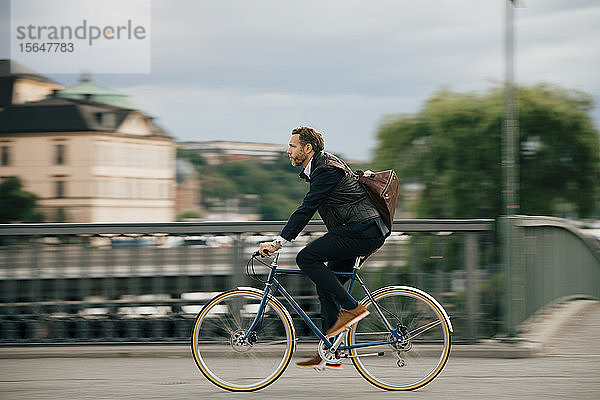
[325,303,370,338]
[295,353,342,369]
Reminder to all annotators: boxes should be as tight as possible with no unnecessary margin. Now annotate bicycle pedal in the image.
[313,362,343,372]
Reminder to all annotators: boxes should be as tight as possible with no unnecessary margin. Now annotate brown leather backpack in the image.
[355,169,399,234]
[325,160,399,234]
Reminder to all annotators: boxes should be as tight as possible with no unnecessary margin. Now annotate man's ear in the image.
[305,143,313,153]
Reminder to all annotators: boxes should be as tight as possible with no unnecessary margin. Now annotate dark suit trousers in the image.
[295,218,386,333]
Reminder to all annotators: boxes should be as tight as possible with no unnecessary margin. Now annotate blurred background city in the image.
[0,0,599,350]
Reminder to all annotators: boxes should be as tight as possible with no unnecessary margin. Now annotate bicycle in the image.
[191,250,453,392]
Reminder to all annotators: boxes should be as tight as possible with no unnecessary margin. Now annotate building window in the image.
[1,146,10,166]
[55,144,66,165]
[55,181,65,198]
[94,112,116,127]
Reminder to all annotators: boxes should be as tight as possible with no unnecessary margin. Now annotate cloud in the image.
[516,3,600,93]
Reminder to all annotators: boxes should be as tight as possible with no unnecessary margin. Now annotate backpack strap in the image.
[323,159,353,175]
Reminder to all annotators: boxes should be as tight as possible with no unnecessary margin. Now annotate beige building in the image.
[0,61,175,222]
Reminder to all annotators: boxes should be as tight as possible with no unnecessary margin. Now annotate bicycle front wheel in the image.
[191,289,295,392]
[348,287,451,391]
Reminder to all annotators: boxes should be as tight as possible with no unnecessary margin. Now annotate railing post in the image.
[30,235,41,342]
[412,234,423,289]
[232,233,245,288]
[503,216,526,336]
[502,217,514,336]
[2,237,17,341]
[465,232,479,342]
[79,235,91,340]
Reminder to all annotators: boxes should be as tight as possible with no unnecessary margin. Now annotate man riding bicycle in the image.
[259,126,388,368]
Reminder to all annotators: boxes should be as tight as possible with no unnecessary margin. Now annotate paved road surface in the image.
[1,303,599,399]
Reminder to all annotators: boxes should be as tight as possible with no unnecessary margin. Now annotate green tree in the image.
[197,153,310,220]
[373,84,600,218]
[188,149,370,220]
[259,192,300,220]
[0,177,42,222]
[177,148,206,168]
[201,174,240,199]
[176,209,205,221]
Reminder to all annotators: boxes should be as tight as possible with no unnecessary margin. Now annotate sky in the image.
[1,0,599,161]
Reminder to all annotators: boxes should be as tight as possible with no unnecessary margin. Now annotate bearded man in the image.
[259,126,388,368]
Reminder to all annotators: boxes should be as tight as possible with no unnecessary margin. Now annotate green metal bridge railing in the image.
[0,219,494,344]
[504,216,600,335]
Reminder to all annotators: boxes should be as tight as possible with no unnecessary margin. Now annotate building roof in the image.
[0,96,170,138]
[0,59,59,83]
[0,59,59,88]
[55,81,134,108]
[0,59,61,107]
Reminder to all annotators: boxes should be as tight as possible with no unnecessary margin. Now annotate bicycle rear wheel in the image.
[191,289,295,391]
[348,286,451,391]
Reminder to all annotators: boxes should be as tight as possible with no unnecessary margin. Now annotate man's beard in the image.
[290,152,307,167]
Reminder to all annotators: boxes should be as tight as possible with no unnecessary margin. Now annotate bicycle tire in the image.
[348,286,452,390]
[191,289,295,391]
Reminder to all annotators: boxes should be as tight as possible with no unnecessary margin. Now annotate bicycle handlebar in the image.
[252,249,272,258]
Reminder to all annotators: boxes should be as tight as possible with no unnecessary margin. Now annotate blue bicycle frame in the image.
[243,257,404,352]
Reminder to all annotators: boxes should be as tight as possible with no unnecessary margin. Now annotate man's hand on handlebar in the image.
[258,242,279,257]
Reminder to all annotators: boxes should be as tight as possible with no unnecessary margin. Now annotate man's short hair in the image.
[291,126,325,153]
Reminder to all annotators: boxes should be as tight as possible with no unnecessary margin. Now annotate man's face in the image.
[287,134,311,167]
